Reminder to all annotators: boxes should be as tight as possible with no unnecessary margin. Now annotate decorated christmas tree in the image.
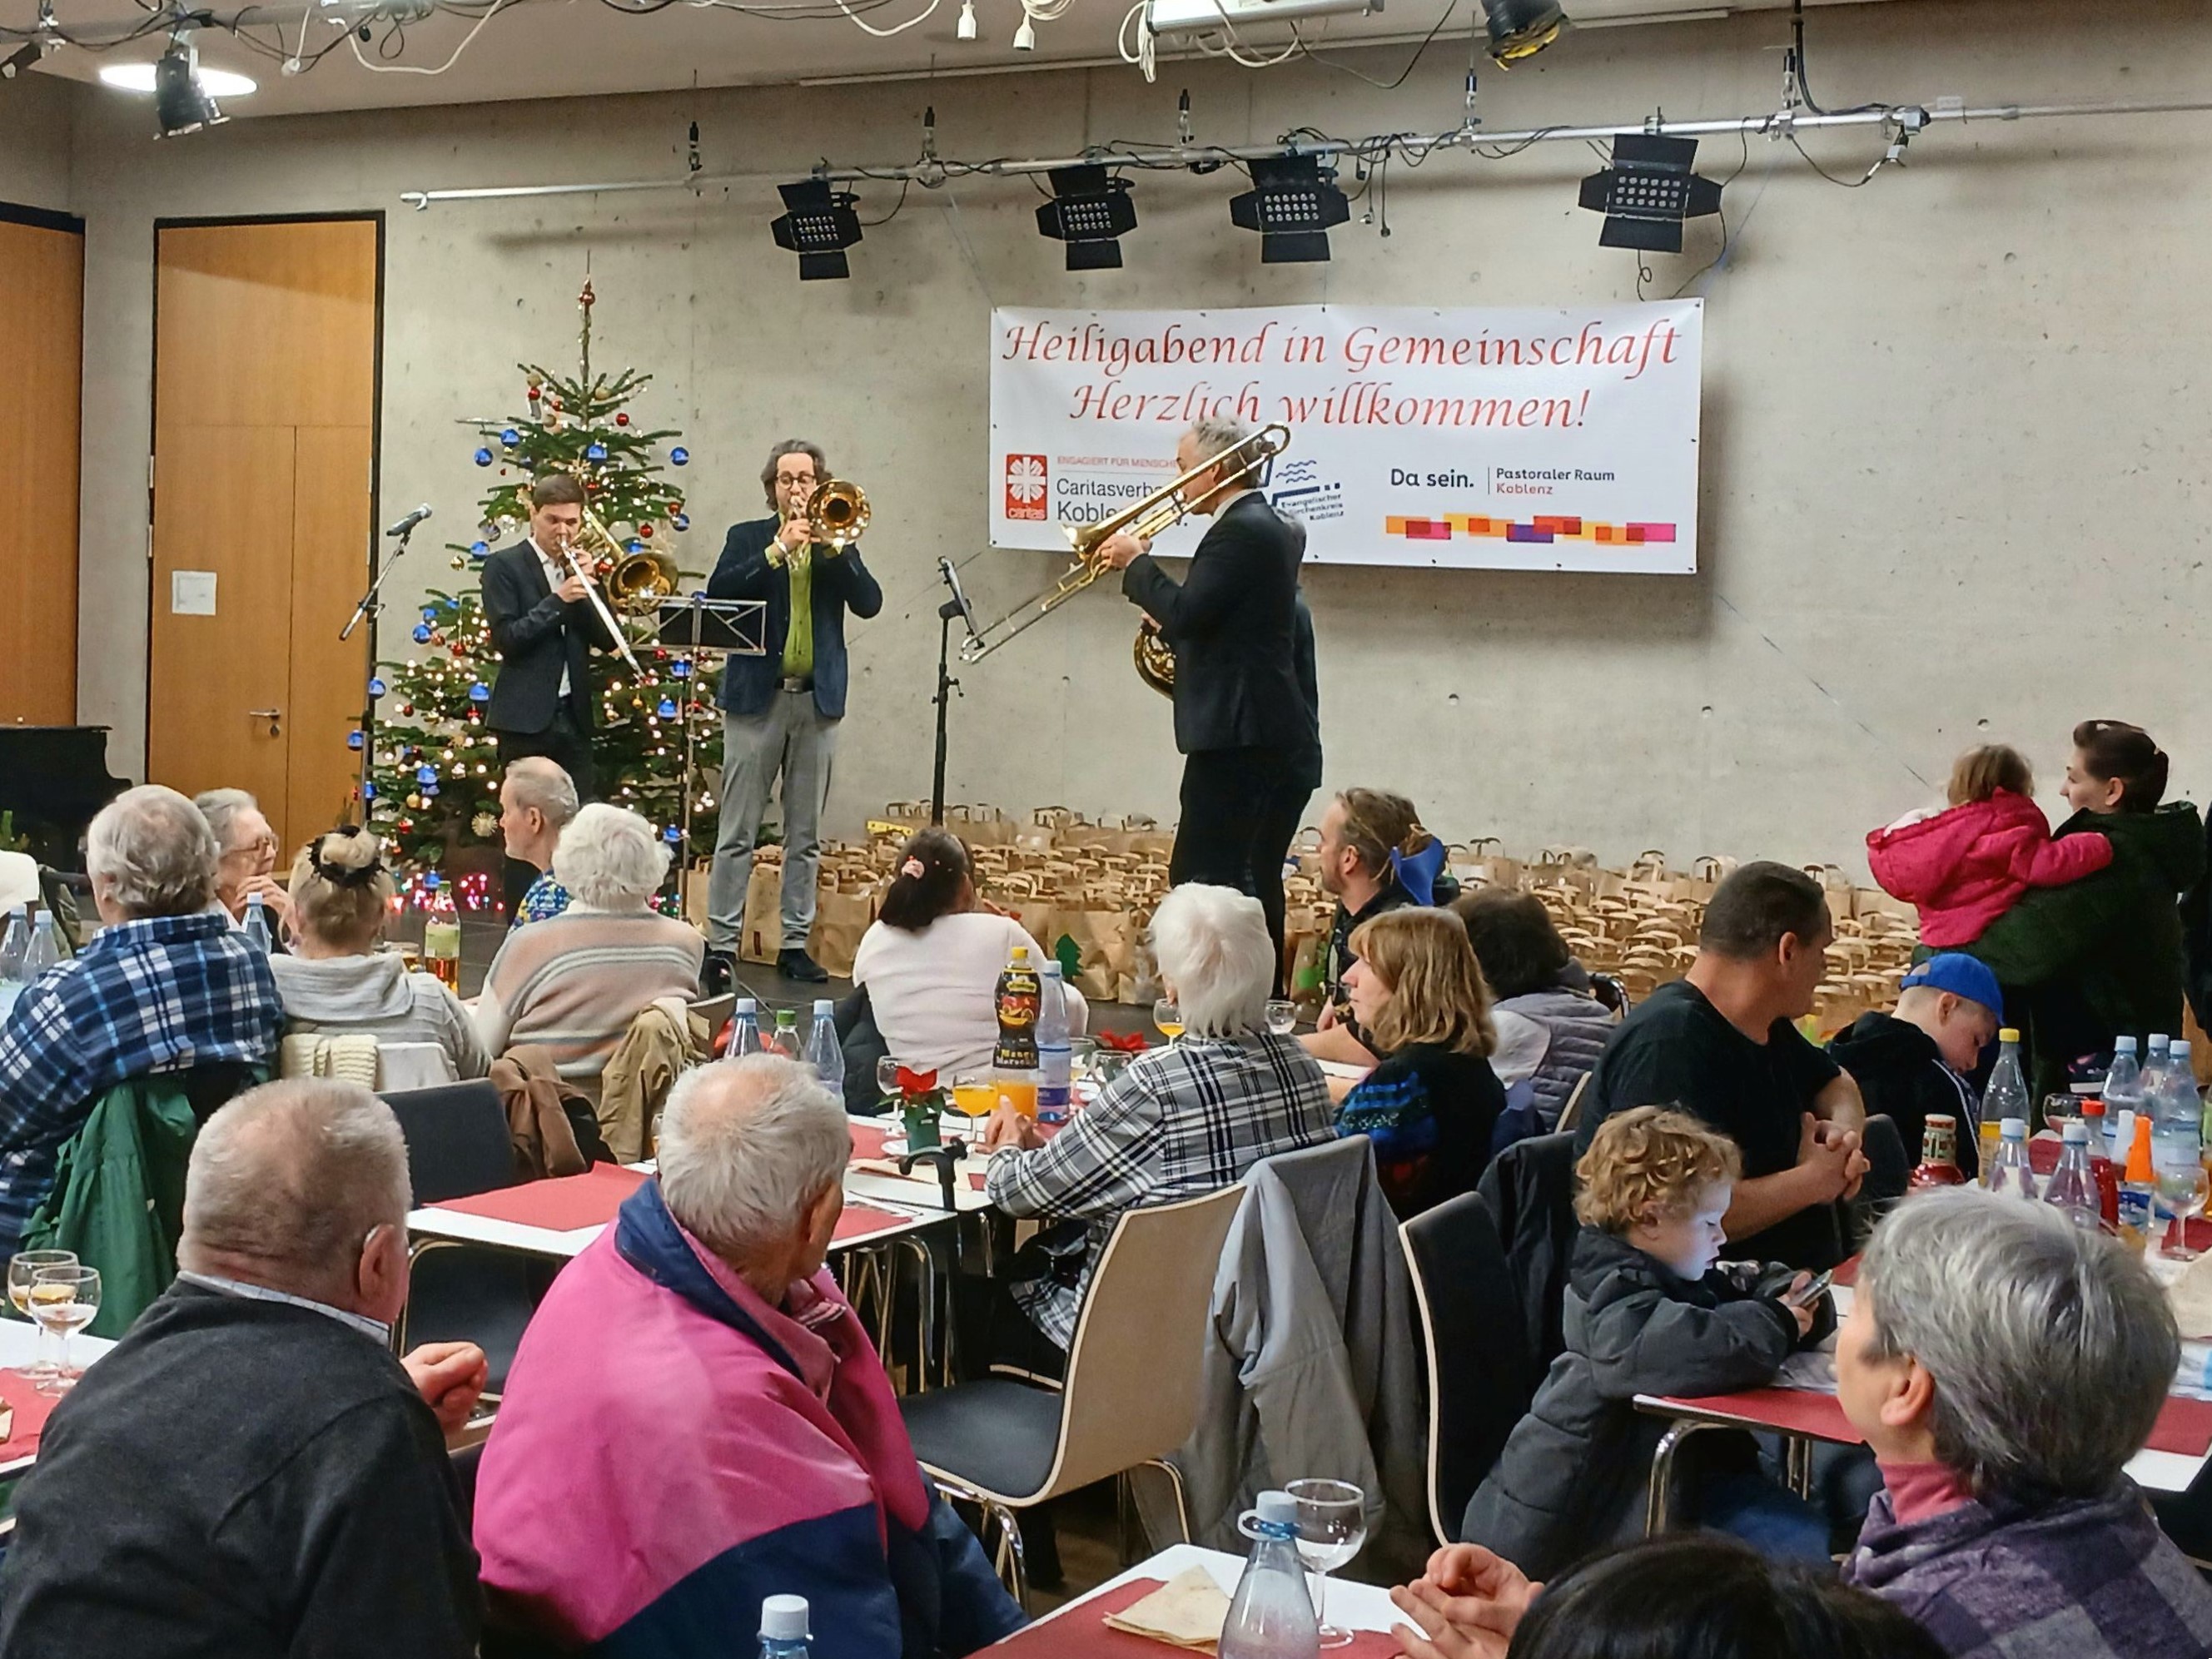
[361,280,723,900]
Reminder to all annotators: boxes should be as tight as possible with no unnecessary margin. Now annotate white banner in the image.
[987,301,1702,574]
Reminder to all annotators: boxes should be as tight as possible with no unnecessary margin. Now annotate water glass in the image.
[875,1054,903,1108]
[28,1264,98,1396]
[1285,1478,1367,1649]
[1265,999,1298,1036]
[7,1250,75,1380]
[2160,1162,2210,1261]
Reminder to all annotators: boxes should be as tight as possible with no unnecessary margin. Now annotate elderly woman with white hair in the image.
[473,1056,1025,1657]
[983,882,1335,1351]
[475,802,703,1095]
[1837,1187,2212,1658]
[194,787,293,941]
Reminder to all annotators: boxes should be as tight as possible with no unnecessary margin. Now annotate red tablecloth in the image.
[435,1165,649,1230]
[1661,1386,2212,1458]
[982,1577,1404,1657]
[0,1368,60,1463]
[835,1201,921,1243]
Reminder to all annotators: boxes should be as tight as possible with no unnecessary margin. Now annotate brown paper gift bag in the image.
[1059,905,1139,1001]
[739,861,783,965]
[808,883,877,979]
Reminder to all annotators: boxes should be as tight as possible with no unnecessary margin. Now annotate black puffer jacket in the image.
[1827,1011,1981,1181]
[1459,1226,1820,1578]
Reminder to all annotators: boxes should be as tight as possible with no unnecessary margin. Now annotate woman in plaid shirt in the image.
[982,882,1335,1350]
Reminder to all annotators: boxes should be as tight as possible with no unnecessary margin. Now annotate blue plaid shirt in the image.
[0,911,281,1256]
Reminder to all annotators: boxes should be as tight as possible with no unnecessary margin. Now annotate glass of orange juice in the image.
[952,1070,999,1119]
[1154,1000,1185,1044]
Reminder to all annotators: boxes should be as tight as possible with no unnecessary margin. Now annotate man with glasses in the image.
[702,440,882,991]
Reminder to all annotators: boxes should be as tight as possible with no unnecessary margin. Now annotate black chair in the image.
[1400,1192,1532,1547]
[383,1081,539,1393]
[1477,1131,1580,1392]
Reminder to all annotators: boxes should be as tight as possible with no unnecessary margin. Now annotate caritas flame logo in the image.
[1004,454,1049,520]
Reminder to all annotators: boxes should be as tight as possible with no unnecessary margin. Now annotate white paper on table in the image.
[170,570,217,615]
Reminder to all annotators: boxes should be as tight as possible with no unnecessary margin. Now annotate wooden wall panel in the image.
[286,424,373,840]
[0,212,83,727]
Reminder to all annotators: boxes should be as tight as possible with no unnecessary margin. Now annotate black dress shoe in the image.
[778,946,830,984]
[699,950,735,998]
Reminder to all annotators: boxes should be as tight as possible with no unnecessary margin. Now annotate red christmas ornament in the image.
[615,412,630,426]
[638,523,653,537]
[400,703,414,717]
[549,396,563,411]
[585,478,600,492]
[399,818,415,832]
[526,385,541,402]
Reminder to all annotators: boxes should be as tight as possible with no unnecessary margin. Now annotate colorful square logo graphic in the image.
[1004,454,1049,520]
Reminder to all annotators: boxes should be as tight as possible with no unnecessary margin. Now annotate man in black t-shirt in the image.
[1577,862,1870,1269]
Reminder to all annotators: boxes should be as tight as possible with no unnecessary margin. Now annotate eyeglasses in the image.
[775,473,817,488]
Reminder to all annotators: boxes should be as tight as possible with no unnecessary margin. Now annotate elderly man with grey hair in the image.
[1835,1187,2212,1658]
[1094,417,1319,974]
[497,754,580,926]
[475,1055,1024,1657]
[984,882,1334,1351]
[0,1078,487,1657]
[0,783,282,1258]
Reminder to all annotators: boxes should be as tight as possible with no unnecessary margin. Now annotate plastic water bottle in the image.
[805,999,844,1093]
[2153,1040,2203,1227]
[0,906,29,986]
[1219,1490,1320,1659]
[1978,1030,2031,1185]
[1036,962,1072,1124]
[2104,1036,2145,1162]
[770,1007,801,1060]
[1986,1117,2038,1201]
[2041,1119,2100,1231]
[22,912,62,977]
[2142,1034,2175,1110]
[242,892,274,955]
[730,998,765,1060]
[758,1594,811,1658]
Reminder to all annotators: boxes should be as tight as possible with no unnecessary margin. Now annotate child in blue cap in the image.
[1826,954,2003,1180]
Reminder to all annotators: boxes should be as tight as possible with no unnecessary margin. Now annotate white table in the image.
[1005,1543,1405,1644]
[0,1318,117,1479]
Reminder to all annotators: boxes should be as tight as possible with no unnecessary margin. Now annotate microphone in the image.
[384,504,433,538]
[938,557,979,638]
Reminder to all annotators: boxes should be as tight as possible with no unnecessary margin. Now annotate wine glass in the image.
[1153,1000,1185,1044]
[8,1250,75,1381]
[875,1054,903,1110]
[1285,1478,1367,1649]
[1265,999,1298,1036]
[950,1070,998,1120]
[28,1264,98,1396]
[2159,1160,2210,1261]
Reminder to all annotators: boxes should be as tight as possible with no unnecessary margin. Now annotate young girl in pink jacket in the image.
[1867,745,2112,947]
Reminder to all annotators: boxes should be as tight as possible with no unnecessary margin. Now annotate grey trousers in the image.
[706,690,839,951]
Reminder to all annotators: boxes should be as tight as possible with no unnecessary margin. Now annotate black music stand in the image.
[656,597,768,913]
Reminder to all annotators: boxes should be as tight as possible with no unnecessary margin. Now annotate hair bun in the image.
[311,826,386,887]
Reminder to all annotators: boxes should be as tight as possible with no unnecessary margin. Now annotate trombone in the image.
[549,506,654,678]
[959,423,1290,668]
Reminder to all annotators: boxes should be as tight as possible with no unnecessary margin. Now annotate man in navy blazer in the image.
[703,440,883,988]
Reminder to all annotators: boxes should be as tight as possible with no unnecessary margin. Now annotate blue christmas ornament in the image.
[627,539,644,554]
[670,658,692,679]
[671,512,690,532]
[657,698,677,718]
[586,441,608,461]
[421,607,437,623]
[368,677,387,698]
[468,682,490,703]
[473,447,494,467]
[470,540,490,560]
[362,782,378,801]
[669,447,690,466]
[346,730,365,751]
[501,428,519,445]
[424,872,441,892]
[412,623,432,644]
[664,825,683,845]
[423,782,440,798]
[415,764,437,785]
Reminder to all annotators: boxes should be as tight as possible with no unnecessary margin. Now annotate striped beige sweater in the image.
[475,906,703,1090]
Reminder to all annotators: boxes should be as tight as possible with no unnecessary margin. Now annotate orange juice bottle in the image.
[2118,1111,2156,1252]
[993,946,1041,1119]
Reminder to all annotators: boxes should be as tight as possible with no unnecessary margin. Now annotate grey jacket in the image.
[1164,1136,1426,1570]
[1460,1226,1808,1578]
[1494,989,1613,1127]
[271,952,491,1080]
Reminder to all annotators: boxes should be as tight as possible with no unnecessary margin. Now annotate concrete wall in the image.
[60,0,2212,872]
[0,72,78,214]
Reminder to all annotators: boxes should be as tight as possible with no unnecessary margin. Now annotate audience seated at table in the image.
[271,826,490,1082]
[1333,906,1507,1218]
[499,756,579,927]
[194,786,293,946]
[850,827,1086,1080]
[0,1078,490,1658]
[475,802,704,1100]
[1389,1534,1942,1659]
[1826,954,1998,1180]
[1464,1107,1832,1577]
[1837,1187,2212,1659]
[473,1054,1025,1659]
[1303,787,1454,1067]
[1576,862,1869,1271]
[1959,720,2203,1100]
[982,882,1335,1352]
[1454,888,1616,1127]
[0,785,283,1259]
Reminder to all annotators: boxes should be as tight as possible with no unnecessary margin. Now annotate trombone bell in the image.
[808,479,870,548]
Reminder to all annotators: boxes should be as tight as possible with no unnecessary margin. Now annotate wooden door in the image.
[0,206,84,726]
[148,217,379,849]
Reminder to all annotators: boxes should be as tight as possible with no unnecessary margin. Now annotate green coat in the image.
[1959,802,2206,1100]
[20,1079,201,1339]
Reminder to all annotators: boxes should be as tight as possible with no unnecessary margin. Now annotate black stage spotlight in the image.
[1481,0,1566,65]
[1578,132,1722,253]
[1036,166,1137,271]
[770,179,863,281]
[1229,154,1350,265]
[153,37,227,139]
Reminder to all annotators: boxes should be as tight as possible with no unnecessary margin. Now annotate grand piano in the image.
[0,726,131,871]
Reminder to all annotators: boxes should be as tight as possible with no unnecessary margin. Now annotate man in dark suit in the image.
[480,473,618,915]
[702,440,883,989]
[1096,417,1320,971]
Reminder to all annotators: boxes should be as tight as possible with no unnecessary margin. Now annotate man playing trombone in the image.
[482,473,621,915]
[1095,415,1320,979]
[703,440,884,991]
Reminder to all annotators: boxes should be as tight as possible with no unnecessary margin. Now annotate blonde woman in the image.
[270,827,490,1080]
[1334,906,1506,1218]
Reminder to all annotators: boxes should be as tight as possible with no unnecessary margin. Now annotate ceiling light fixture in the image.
[98,53,257,100]
[1578,132,1722,251]
[1480,0,1567,65]
[956,0,977,39]
[1035,165,1136,271]
[769,178,863,281]
[1228,153,1349,265]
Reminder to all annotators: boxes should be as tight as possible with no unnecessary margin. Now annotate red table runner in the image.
[982,1576,1404,1656]
[834,1202,919,1243]
[435,1165,649,1231]
[1663,1385,2212,1458]
[0,1368,60,1463]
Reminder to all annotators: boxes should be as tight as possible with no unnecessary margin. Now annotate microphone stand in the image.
[931,597,962,828]
[340,522,419,824]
